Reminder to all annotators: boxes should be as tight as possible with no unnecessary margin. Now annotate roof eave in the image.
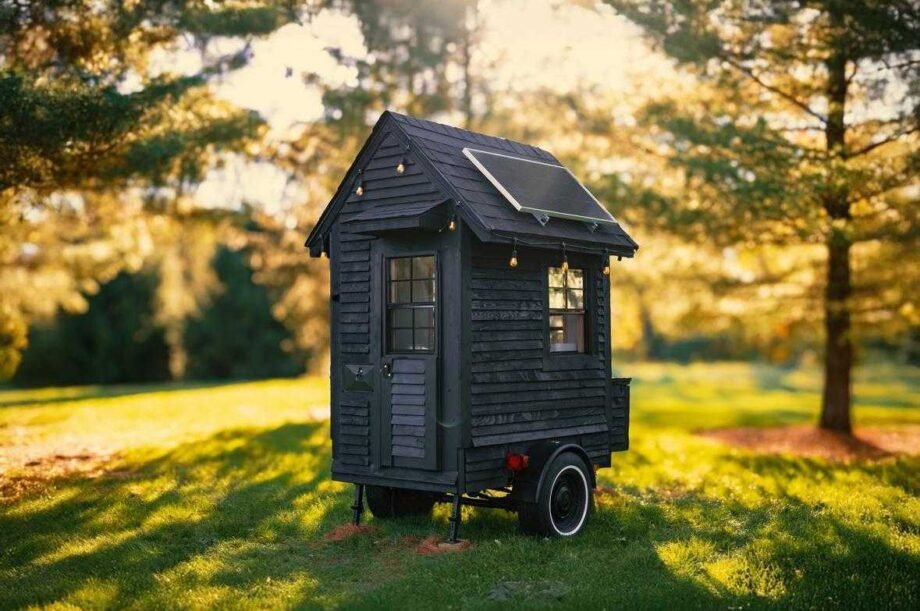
[485,230,638,257]
[304,112,400,255]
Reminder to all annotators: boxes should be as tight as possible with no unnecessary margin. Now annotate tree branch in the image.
[848,174,918,204]
[722,57,828,125]
[846,126,919,159]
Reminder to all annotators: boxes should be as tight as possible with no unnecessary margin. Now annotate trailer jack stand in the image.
[351,484,365,526]
[447,494,462,543]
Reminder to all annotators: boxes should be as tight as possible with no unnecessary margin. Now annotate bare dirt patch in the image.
[415,535,472,554]
[322,523,378,542]
[0,451,120,502]
[699,424,920,462]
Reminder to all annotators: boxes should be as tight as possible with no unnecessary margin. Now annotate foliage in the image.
[325,0,475,125]
[183,246,303,380]
[1,0,916,385]
[250,0,481,374]
[0,301,27,380]
[0,0,295,376]
[0,362,917,608]
[603,0,920,430]
[14,271,171,387]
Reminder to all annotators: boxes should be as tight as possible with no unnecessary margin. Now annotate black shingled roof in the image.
[307,111,638,256]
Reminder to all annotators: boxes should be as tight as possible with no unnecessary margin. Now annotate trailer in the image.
[306,111,637,539]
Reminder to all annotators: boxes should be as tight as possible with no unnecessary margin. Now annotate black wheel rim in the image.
[550,467,587,534]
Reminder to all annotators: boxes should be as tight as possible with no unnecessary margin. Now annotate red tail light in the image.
[505,452,529,472]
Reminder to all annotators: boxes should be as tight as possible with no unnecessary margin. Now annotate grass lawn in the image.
[1,362,918,609]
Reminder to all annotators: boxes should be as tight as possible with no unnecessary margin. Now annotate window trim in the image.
[544,265,593,357]
[385,254,437,355]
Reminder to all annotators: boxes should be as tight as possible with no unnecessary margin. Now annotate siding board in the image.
[467,245,612,469]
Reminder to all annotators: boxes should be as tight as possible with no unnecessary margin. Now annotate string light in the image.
[448,216,457,231]
[561,243,569,272]
[509,238,518,268]
[396,146,409,174]
[603,248,610,276]
[355,169,364,196]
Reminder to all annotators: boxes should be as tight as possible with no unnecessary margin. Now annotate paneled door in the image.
[377,251,439,471]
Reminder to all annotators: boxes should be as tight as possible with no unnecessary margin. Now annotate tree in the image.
[183,247,302,380]
[15,271,171,386]
[605,0,920,432]
[0,1,298,378]
[257,0,479,373]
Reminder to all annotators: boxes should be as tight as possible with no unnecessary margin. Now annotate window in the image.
[387,256,436,352]
[548,267,585,353]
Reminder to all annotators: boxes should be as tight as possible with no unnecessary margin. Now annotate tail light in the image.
[505,452,529,472]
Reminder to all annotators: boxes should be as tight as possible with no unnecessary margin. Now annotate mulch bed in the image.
[699,424,920,462]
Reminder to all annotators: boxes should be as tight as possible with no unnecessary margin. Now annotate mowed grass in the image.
[0,363,918,609]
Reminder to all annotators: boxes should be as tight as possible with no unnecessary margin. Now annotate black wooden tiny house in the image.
[307,112,637,538]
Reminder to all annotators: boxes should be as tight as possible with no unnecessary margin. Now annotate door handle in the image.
[382,362,392,378]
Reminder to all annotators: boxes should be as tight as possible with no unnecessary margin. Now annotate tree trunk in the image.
[820,231,852,432]
[819,18,853,433]
[460,4,476,129]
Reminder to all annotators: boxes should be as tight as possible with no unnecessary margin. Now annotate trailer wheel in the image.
[517,452,592,537]
[365,485,436,518]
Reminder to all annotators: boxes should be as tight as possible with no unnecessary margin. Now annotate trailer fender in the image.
[511,441,595,505]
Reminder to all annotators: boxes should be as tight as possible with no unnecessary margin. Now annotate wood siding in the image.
[464,244,614,491]
[324,120,628,494]
[331,130,446,477]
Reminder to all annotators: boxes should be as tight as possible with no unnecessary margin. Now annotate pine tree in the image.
[184,247,301,380]
[606,0,920,432]
[15,271,171,386]
[0,1,297,377]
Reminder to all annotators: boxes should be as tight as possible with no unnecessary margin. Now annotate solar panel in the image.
[462,148,618,226]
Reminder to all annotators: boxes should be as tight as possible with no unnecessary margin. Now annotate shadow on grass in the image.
[596,489,916,609]
[0,422,348,608]
[0,380,233,409]
[2,424,917,609]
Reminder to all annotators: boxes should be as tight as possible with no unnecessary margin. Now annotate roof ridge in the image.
[383,110,556,162]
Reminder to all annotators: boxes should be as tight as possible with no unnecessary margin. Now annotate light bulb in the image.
[448,218,456,231]
[396,162,405,174]
[510,253,518,268]
[355,184,364,196]
[561,259,569,272]
[603,264,610,276]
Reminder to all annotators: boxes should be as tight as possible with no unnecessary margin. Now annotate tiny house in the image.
[306,112,637,539]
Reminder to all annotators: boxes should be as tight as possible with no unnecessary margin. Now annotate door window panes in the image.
[387,256,436,352]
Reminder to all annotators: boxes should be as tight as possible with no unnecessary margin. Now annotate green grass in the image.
[1,363,918,609]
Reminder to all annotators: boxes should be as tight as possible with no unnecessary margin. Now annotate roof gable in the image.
[307,111,638,257]
[388,112,637,255]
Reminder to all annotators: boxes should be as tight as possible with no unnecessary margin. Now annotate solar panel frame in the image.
[462,147,619,226]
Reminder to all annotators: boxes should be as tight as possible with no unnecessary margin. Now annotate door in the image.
[376,249,439,471]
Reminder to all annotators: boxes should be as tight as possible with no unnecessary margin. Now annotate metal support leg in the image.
[448,493,462,543]
[351,484,365,526]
